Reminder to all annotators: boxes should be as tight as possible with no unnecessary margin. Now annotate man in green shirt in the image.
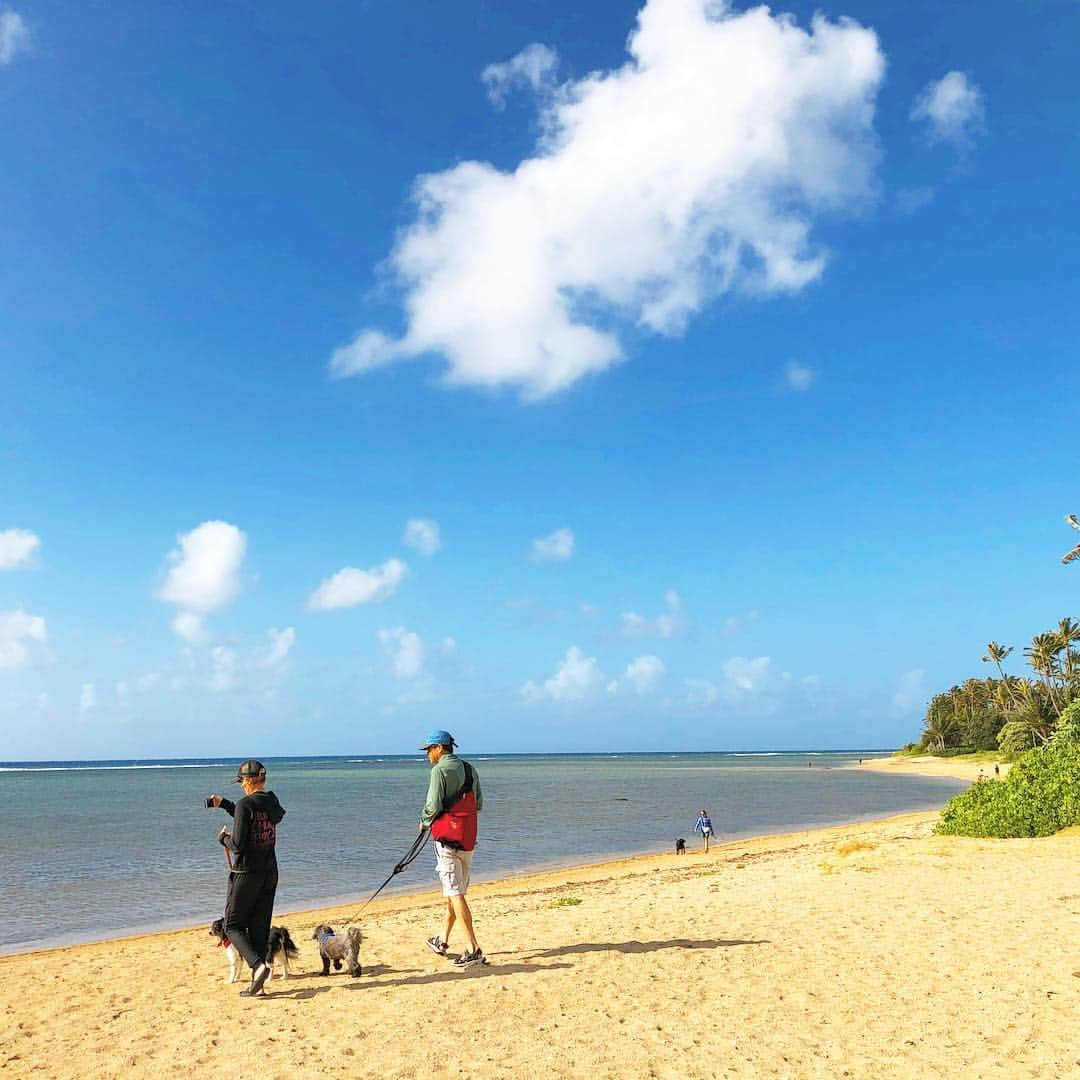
[419,730,487,968]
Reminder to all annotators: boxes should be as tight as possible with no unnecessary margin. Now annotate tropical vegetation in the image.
[934,701,1080,837]
[913,617,1080,757]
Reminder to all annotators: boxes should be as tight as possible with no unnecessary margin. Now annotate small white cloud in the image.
[159,521,247,614]
[0,10,31,66]
[330,1,884,400]
[79,683,97,712]
[210,646,239,692]
[115,681,130,700]
[171,611,207,645]
[378,626,426,679]
[621,590,684,639]
[404,518,441,556]
[0,609,47,669]
[522,645,605,703]
[307,558,408,612]
[532,527,574,562]
[721,609,760,637]
[254,627,295,670]
[482,43,558,107]
[136,671,161,693]
[685,677,719,707]
[0,528,40,570]
[684,655,798,717]
[609,654,667,696]
[784,360,815,392]
[895,186,934,215]
[911,71,984,146]
[891,668,925,716]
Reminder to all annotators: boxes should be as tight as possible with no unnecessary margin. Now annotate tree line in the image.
[916,617,1080,757]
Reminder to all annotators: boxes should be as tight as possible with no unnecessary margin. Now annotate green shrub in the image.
[1051,698,1080,747]
[547,896,582,908]
[935,740,1080,838]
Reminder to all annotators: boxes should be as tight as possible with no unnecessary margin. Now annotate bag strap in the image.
[440,761,474,813]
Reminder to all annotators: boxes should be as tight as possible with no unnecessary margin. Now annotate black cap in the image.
[233,759,266,783]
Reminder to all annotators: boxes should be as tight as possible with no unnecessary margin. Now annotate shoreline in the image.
[0,799,962,960]
[851,753,1010,783]
[4,806,1078,1078]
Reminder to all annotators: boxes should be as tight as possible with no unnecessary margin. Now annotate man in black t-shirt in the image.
[209,759,285,997]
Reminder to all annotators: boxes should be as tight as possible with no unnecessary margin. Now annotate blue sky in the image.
[1,0,1077,759]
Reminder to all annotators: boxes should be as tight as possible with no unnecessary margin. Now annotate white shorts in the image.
[434,841,473,898]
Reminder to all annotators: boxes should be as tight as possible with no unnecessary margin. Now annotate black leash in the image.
[346,828,430,922]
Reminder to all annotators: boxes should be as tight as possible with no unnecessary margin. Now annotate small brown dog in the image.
[311,923,362,977]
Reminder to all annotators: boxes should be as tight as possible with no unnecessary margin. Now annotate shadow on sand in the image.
[520,937,767,960]
[258,960,573,999]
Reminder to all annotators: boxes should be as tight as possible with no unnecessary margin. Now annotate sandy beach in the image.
[3,804,1077,1080]
[853,755,1012,783]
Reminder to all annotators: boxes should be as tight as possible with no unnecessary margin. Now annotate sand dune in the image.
[3,811,1077,1079]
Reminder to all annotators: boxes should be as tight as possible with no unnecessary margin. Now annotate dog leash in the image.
[346,828,430,922]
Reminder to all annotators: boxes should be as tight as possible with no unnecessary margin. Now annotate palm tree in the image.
[924,711,958,752]
[1054,618,1080,681]
[1025,632,1064,715]
[983,641,1013,679]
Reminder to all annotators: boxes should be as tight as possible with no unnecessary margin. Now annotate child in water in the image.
[694,809,714,852]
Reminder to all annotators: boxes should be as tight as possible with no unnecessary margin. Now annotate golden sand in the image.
[3,800,1077,1079]
[853,754,1012,783]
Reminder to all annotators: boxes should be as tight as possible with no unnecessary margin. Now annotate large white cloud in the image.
[0,609,47,669]
[0,10,31,66]
[911,71,984,146]
[531,527,574,562]
[0,528,40,570]
[158,521,247,613]
[307,558,408,612]
[331,0,884,399]
[522,645,605,702]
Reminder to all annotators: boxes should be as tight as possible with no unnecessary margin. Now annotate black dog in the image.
[675,838,686,855]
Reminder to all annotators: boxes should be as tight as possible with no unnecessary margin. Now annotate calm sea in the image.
[0,751,963,953]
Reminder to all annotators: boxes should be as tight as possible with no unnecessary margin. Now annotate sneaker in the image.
[240,961,271,997]
[426,936,448,957]
[452,948,488,969]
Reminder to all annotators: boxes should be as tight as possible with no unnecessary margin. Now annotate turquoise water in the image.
[0,752,963,953]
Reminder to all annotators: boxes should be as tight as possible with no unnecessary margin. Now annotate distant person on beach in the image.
[419,730,487,968]
[995,764,1000,779]
[694,809,714,852]
[208,759,285,998]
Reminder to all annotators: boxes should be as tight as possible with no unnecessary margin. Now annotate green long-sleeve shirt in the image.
[420,753,483,827]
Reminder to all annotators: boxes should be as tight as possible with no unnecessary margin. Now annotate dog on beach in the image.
[675,838,686,855]
[209,919,299,983]
[312,923,362,977]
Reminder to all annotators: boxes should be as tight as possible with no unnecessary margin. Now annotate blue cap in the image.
[420,729,456,749]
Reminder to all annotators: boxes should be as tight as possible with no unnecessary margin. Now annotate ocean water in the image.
[0,752,964,953]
